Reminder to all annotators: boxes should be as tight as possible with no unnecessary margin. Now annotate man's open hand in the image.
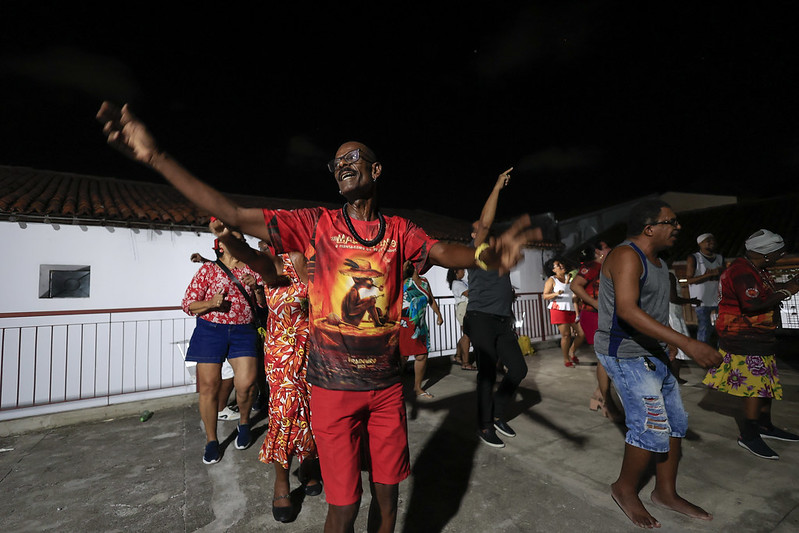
[96,101,159,166]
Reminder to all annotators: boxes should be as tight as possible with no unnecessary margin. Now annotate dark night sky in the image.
[2,2,799,223]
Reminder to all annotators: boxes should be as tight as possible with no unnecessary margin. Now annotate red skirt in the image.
[580,309,599,344]
[399,320,427,357]
[550,309,576,325]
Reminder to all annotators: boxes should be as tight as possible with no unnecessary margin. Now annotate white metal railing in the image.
[0,307,196,420]
[426,292,556,357]
[773,267,799,330]
[0,293,555,421]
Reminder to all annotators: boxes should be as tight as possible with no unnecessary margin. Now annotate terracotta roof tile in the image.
[0,165,561,249]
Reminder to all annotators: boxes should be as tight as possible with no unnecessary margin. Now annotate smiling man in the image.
[593,199,722,529]
[97,103,540,533]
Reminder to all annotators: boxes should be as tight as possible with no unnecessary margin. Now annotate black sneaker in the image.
[203,440,221,464]
[738,436,779,460]
[235,423,251,450]
[494,419,516,438]
[760,426,799,442]
[478,428,505,448]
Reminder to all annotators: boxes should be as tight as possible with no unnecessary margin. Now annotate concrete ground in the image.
[1,343,798,533]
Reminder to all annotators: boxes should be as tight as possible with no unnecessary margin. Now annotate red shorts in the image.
[549,309,576,325]
[310,383,410,506]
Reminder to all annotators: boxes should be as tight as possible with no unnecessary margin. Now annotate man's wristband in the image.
[474,243,490,271]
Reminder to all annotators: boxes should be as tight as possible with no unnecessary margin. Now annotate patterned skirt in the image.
[702,349,783,399]
[258,346,317,469]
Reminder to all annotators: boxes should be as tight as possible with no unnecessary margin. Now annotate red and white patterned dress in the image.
[258,254,316,468]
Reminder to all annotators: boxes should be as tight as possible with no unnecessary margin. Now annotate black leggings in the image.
[464,311,528,430]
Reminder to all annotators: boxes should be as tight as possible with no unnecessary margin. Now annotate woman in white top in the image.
[543,257,585,367]
[447,268,476,370]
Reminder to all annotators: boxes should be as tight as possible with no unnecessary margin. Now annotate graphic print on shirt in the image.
[309,230,402,388]
[263,207,436,390]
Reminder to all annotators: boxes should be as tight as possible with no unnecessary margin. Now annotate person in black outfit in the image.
[464,168,528,448]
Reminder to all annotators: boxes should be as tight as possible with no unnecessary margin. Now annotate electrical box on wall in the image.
[39,265,91,298]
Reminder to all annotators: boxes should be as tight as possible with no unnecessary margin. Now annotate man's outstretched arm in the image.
[209,219,279,285]
[96,102,268,239]
[428,215,542,274]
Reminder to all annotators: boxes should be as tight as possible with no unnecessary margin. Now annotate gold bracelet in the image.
[474,242,490,271]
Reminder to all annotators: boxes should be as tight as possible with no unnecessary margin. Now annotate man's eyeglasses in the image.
[327,148,374,173]
[649,218,680,228]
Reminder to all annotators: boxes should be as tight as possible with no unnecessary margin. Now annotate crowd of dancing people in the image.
[97,101,799,531]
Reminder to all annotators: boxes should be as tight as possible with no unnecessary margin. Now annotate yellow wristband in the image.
[474,243,490,271]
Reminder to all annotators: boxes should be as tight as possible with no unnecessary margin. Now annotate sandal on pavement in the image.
[417,391,434,400]
[272,494,293,523]
[461,364,477,371]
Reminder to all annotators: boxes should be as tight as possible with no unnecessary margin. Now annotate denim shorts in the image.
[185,317,260,364]
[596,352,687,453]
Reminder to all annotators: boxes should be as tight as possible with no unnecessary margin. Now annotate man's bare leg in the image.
[610,443,661,529]
[598,363,624,422]
[650,437,712,520]
[325,503,359,533]
[366,481,398,533]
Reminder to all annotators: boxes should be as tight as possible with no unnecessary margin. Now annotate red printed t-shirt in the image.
[577,261,601,312]
[262,207,438,391]
[716,257,779,355]
[182,262,263,325]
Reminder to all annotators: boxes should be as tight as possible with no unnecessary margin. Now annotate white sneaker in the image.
[218,406,241,421]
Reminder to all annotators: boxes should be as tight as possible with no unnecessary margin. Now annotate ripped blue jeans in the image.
[596,353,687,453]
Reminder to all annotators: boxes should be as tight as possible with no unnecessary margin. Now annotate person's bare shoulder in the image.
[602,245,639,275]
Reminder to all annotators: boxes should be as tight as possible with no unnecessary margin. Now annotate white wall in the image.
[0,221,256,313]
[0,221,245,419]
[2,219,550,312]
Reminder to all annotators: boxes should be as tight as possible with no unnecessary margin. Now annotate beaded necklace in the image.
[341,204,386,247]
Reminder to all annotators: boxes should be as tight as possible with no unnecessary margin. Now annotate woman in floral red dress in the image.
[259,249,321,520]
[210,221,320,523]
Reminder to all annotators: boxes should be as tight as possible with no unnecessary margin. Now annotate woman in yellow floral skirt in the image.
[702,230,799,460]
